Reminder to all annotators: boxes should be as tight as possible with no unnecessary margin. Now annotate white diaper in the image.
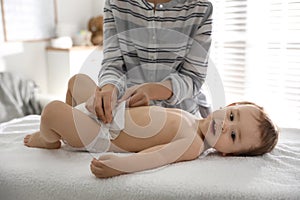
[63,101,126,153]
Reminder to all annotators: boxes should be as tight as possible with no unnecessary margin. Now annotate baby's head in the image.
[205,102,279,156]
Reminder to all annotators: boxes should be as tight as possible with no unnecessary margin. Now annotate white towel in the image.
[0,116,299,200]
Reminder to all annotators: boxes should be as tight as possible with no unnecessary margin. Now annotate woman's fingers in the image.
[129,97,149,107]
[119,87,136,102]
[103,95,112,123]
[92,85,118,123]
[94,90,106,122]
[129,92,150,107]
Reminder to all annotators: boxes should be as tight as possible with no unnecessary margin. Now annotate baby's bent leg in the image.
[24,100,101,149]
[66,74,97,106]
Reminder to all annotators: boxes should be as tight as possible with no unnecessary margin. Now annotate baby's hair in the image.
[228,101,279,156]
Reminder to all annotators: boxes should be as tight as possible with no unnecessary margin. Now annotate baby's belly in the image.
[111,106,193,152]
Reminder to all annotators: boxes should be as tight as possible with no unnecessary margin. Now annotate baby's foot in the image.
[24,132,61,149]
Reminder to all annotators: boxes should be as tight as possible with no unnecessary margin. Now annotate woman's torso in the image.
[104,0,213,114]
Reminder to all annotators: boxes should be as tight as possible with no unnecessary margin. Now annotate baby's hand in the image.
[90,154,125,178]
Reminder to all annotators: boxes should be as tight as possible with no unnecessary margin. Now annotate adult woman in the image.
[87,0,213,123]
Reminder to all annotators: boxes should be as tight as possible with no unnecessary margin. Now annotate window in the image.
[261,0,300,128]
[210,0,248,104]
[1,0,56,41]
[210,0,300,128]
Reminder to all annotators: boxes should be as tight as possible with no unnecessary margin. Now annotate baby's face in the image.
[205,105,262,155]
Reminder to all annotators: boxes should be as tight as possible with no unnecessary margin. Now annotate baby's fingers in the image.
[91,158,104,167]
[90,159,105,177]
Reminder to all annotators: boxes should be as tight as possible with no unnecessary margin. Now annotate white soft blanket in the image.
[0,115,299,200]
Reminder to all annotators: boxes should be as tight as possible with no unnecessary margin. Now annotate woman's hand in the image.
[119,81,172,107]
[119,84,151,107]
[85,84,118,123]
[90,154,125,178]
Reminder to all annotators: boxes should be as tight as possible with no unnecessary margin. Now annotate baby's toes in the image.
[24,134,31,139]
[23,135,31,144]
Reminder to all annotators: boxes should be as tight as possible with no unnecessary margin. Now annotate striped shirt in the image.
[99,0,213,114]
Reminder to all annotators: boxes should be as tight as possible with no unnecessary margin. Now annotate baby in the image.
[24,74,279,178]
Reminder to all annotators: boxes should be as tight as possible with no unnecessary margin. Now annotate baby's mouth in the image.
[211,119,216,135]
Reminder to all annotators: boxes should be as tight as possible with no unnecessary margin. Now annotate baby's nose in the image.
[221,122,228,134]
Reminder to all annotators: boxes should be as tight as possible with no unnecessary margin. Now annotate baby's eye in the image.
[230,111,234,121]
[231,131,236,142]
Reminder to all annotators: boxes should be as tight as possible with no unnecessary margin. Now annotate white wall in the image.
[56,0,96,35]
[0,0,104,93]
[0,42,49,92]
[93,0,105,16]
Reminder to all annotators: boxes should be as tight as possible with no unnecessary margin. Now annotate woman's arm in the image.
[98,0,127,99]
[88,0,127,122]
[90,133,203,178]
[163,2,213,105]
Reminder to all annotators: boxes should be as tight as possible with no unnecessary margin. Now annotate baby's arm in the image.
[90,133,203,178]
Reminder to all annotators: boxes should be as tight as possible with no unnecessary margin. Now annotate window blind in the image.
[262,0,300,128]
[210,0,248,104]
